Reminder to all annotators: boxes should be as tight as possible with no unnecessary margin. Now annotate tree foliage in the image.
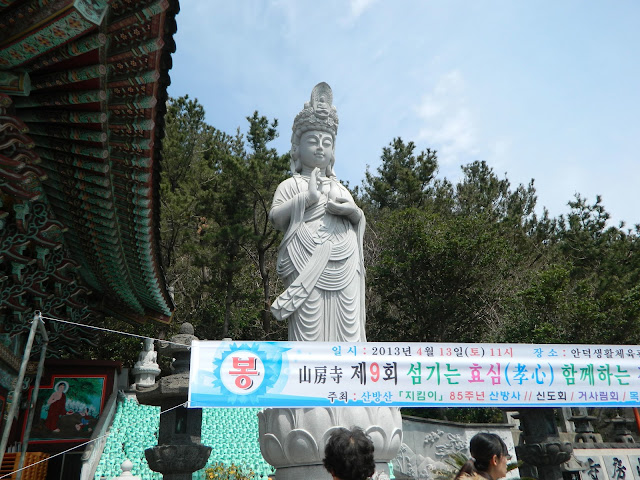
[359,138,640,347]
[159,96,289,341]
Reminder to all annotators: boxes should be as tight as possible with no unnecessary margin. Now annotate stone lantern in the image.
[136,323,211,480]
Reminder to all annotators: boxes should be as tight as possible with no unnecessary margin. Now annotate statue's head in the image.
[143,337,154,350]
[291,82,339,176]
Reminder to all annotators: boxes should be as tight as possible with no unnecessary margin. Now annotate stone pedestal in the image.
[132,364,161,387]
[259,406,402,480]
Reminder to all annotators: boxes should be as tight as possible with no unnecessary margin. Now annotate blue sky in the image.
[168,1,640,227]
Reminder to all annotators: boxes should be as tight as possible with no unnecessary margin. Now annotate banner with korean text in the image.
[188,340,640,408]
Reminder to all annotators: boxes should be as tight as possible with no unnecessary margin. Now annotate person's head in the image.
[291,82,339,176]
[55,381,68,393]
[454,433,510,480]
[323,427,375,480]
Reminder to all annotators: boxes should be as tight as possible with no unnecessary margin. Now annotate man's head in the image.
[323,427,375,480]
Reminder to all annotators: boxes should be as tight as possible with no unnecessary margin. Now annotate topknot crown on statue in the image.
[291,82,339,143]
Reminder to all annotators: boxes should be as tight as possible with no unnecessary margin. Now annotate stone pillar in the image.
[514,408,574,480]
[568,407,598,443]
[114,459,141,480]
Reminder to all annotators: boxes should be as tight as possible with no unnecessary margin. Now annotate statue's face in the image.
[297,130,333,171]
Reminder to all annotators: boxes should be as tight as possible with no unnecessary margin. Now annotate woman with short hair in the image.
[323,427,376,480]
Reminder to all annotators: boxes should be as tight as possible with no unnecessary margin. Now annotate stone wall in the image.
[393,415,519,480]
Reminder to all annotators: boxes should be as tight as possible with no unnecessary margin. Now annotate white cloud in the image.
[415,70,480,166]
[350,0,378,18]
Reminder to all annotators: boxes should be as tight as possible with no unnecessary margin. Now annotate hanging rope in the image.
[0,401,189,479]
[40,314,189,347]
[1,311,200,478]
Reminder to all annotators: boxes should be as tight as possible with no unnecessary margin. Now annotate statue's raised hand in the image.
[306,167,322,206]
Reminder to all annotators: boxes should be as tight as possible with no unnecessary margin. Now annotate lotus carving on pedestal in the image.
[258,407,402,467]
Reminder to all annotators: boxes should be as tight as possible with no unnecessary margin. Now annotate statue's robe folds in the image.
[270,175,366,342]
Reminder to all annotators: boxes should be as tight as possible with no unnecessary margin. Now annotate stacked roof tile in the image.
[0,0,177,352]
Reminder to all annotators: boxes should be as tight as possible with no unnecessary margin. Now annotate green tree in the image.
[159,98,288,340]
[361,137,438,212]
